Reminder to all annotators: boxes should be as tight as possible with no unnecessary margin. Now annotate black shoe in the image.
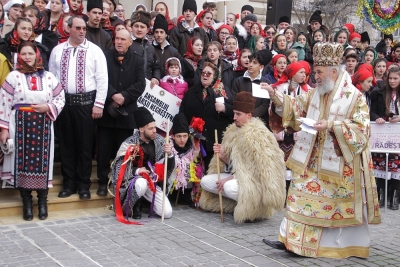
[96,184,108,196]
[262,239,287,251]
[132,199,142,219]
[37,189,48,220]
[79,190,91,200]
[58,189,77,198]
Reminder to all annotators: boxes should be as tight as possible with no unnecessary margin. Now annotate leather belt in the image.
[65,91,96,106]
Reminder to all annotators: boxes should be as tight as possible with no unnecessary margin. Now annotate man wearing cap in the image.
[49,16,108,200]
[152,14,183,76]
[111,107,175,219]
[168,113,204,207]
[169,0,209,57]
[262,42,381,258]
[238,13,257,50]
[306,10,329,46]
[199,91,286,223]
[130,10,160,89]
[277,16,290,33]
[232,50,272,123]
[85,0,113,51]
[240,5,254,24]
[96,29,146,196]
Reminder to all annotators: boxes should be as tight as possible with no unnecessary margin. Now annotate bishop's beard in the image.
[317,77,335,95]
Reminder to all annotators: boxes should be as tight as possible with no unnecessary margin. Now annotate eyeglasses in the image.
[219,32,230,35]
[115,9,125,12]
[266,31,275,35]
[74,26,87,31]
[201,71,213,77]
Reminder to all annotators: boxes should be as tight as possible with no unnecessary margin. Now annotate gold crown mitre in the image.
[313,42,344,66]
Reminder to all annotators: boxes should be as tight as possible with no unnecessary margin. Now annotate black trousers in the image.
[97,126,133,185]
[57,104,95,191]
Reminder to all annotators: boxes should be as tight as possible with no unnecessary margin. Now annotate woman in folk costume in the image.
[199,91,286,223]
[262,42,381,258]
[269,61,313,201]
[264,54,287,84]
[221,35,239,68]
[168,113,205,207]
[370,66,400,210]
[0,41,65,220]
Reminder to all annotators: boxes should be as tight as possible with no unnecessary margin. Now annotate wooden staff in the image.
[215,129,224,223]
[161,120,170,222]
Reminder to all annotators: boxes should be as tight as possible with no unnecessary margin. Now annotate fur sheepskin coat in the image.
[199,117,286,223]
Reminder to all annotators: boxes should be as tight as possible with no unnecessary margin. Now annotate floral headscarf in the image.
[222,35,239,61]
[234,49,251,72]
[56,14,70,43]
[184,37,203,67]
[16,43,44,74]
[29,6,46,35]
[8,20,35,51]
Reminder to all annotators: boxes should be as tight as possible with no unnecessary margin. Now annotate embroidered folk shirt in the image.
[49,38,108,108]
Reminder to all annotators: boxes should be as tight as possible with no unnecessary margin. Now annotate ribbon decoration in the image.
[357,0,400,34]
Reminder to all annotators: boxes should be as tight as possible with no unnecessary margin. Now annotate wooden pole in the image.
[161,120,170,222]
[215,129,224,223]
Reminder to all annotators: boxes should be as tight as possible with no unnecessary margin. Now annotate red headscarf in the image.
[57,14,70,43]
[352,64,376,91]
[196,10,215,32]
[349,32,361,41]
[155,2,175,31]
[67,0,84,15]
[216,24,233,44]
[251,22,266,38]
[234,49,249,72]
[177,15,185,25]
[273,61,309,92]
[183,37,203,67]
[271,54,287,81]
[344,23,355,33]
[17,44,44,74]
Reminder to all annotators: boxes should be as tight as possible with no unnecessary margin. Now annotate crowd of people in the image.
[0,0,398,259]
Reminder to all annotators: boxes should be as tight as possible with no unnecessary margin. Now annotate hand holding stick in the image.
[215,129,224,223]
[161,120,170,222]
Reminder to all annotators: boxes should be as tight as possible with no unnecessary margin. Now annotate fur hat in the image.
[313,42,343,66]
[384,34,393,42]
[87,0,103,12]
[361,31,370,44]
[182,0,197,15]
[131,10,151,28]
[375,40,387,54]
[279,16,290,24]
[153,14,169,34]
[243,13,257,23]
[172,113,189,134]
[233,92,256,114]
[133,107,155,128]
[241,5,254,13]
[253,49,273,66]
[309,10,322,25]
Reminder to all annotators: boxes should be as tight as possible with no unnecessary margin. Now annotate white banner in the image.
[370,122,400,153]
[137,79,182,132]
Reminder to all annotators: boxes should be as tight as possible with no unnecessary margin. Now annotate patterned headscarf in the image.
[56,14,70,43]
[8,19,35,51]
[29,6,46,35]
[183,37,203,67]
[222,35,239,61]
[67,0,84,15]
[16,42,44,74]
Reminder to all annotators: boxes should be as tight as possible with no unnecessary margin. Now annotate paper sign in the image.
[252,83,270,99]
[370,122,400,153]
[297,118,317,135]
[216,97,225,103]
[137,79,182,132]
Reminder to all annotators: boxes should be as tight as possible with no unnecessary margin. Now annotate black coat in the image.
[169,23,209,57]
[370,87,398,121]
[96,48,146,129]
[180,82,234,153]
[232,75,271,122]
[152,42,182,76]
[130,38,161,81]
[195,59,234,91]
[85,25,113,51]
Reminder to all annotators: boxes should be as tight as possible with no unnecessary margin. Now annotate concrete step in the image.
[0,189,113,217]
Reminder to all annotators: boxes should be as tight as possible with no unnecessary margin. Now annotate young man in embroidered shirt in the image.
[262,42,381,258]
[169,0,209,57]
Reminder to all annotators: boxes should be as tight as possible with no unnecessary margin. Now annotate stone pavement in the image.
[0,206,399,267]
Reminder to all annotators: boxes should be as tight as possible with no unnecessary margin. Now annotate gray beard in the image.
[317,78,335,95]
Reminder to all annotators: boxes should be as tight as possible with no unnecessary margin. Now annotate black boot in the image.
[20,189,33,221]
[390,190,399,210]
[132,198,142,219]
[37,189,48,220]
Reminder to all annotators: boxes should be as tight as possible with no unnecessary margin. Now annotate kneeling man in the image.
[199,92,286,223]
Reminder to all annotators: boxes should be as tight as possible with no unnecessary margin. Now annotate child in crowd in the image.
[159,57,188,100]
[286,49,298,64]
